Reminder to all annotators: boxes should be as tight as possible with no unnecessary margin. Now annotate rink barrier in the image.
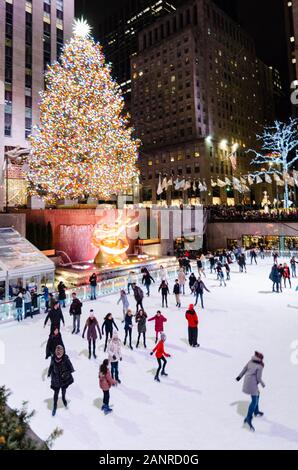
[0,263,191,324]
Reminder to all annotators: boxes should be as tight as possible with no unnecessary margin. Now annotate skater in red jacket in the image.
[185,304,200,347]
[150,333,171,382]
[148,311,167,343]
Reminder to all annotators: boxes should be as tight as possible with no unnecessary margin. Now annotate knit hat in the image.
[255,351,264,361]
[55,345,64,359]
[189,304,194,310]
[160,333,166,341]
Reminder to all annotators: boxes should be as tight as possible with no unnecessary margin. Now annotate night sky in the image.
[75,0,291,117]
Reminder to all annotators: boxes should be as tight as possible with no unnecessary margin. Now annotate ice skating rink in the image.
[1,259,298,450]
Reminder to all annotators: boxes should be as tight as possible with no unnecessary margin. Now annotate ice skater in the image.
[173,279,181,307]
[89,273,97,300]
[82,310,102,359]
[99,359,116,414]
[150,333,171,382]
[48,345,74,417]
[193,277,210,308]
[178,268,186,295]
[57,281,66,308]
[158,280,169,308]
[69,292,82,334]
[135,309,147,348]
[132,284,144,313]
[117,289,129,322]
[142,270,155,297]
[185,304,199,347]
[45,327,65,359]
[123,309,134,349]
[102,313,119,352]
[14,292,23,322]
[107,332,122,384]
[189,272,197,294]
[217,266,226,287]
[236,351,265,432]
[148,310,167,343]
[44,301,65,334]
[283,263,291,288]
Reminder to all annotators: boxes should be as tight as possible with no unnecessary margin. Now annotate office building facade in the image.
[131,0,275,205]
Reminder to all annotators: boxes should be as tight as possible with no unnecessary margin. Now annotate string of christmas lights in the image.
[28,25,140,203]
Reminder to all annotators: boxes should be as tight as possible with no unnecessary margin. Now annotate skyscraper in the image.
[131,0,275,205]
[0,0,74,209]
[97,0,184,97]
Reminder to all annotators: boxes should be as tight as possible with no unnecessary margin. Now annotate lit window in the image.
[288,1,292,6]
[292,58,297,64]
[148,161,153,166]
[290,36,295,43]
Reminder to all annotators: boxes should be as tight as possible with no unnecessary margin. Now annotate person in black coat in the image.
[57,281,66,308]
[89,273,97,300]
[48,345,74,416]
[142,271,155,297]
[135,309,147,348]
[173,279,181,307]
[189,273,197,293]
[194,278,210,309]
[158,280,170,308]
[69,292,82,334]
[44,301,65,334]
[123,309,133,349]
[102,313,119,352]
[45,328,65,359]
[132,284,144,313]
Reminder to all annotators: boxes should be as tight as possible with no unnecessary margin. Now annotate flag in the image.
[202,180,208,192]
[174,179,180,190]
[167,177,173,187]
[211,178,217,187]
[179,179,185,190]
[273,173,281,182]
[157,175,163,195]
[229,153,237,170]
[276,179,285,186]
[255,175,263,184]
[293,170,298,180]
[264,174,272,184]
[161,177,168,190]
[248,175,254,185]
[288,177,295,187]
[225,177,231,185]
[232,176,240,185]
[283,172,291,182]
[217,178,227,188]
[192,180,197,191]
[198,180,204,192]
[240,176,246,185]
[184,180,191,190]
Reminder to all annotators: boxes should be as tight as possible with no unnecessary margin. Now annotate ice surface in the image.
[1,259,298,450]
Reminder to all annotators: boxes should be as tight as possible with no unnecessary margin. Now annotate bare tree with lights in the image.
[247,119,298,209]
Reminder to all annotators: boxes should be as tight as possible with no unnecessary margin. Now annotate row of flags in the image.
[156,170,298,196]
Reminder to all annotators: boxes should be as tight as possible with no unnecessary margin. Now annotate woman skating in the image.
[117,289,129,321]
[150,333,171,382]
[48,345,74,417]
[124,309,134,349]
[82,310,102,359]
[99,359,116,414]
[283,263,291,288]
[142,270,155,297]
[57,281,66,308]
[102,313,119,352]
[236,351,265,432]
[189,273,197,293]
[158,280,170,308]
[185,304,199,347]
[148,310,167,343]
[135,309,147,348]
[107,332,122,384]
[173,279,181,307]
[193,278,210,308]
[45,327,65,360]
[178,268,186,295]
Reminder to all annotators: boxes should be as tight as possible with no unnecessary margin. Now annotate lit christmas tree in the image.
[28,19,139,203]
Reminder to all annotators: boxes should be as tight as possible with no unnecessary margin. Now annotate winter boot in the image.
[244,418,255,431]
[161,371,168,377]
[254,411,264,417]
[52,407,57,417]
[71,329,75,334]
[62,398,67,408]
[104,405,113,415]
[154,376,160,382]
[88,350,91,359]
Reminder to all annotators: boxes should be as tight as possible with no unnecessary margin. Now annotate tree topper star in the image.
[73,18,92,38]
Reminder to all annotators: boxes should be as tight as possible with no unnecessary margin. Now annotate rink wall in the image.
[207,221,298,250]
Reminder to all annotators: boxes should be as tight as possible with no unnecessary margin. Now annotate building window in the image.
[4,0,13,136]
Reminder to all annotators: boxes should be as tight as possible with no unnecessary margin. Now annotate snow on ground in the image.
[1,258,298,450]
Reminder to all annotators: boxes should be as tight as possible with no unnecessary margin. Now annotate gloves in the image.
[150,352,153,355]
[236,377,240,382]
[120,357,122,361]
[112,355,116,360]
[168,354,171,358]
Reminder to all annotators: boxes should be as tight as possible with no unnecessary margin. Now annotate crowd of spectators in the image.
[208,205,298,222]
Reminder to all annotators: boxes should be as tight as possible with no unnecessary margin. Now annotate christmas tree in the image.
[28,19,139,203]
